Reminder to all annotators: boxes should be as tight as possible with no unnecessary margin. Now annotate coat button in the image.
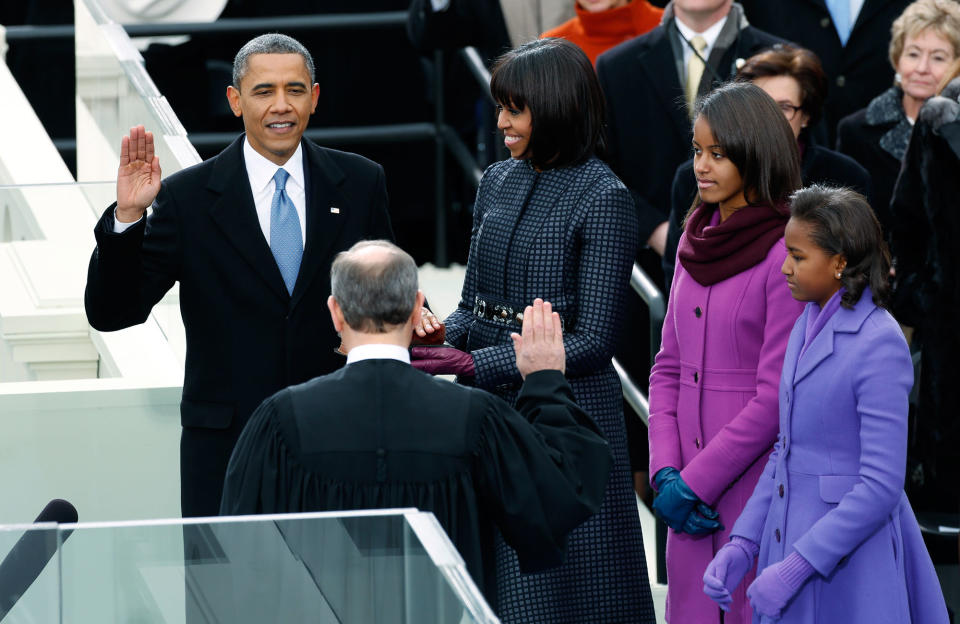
[779,484,784,497]
[693,371,699,383]
[695,437,701,449]
[820,16,831,27]
[775,529,781,542]
[836,75,846,87]
[694,306,702,318]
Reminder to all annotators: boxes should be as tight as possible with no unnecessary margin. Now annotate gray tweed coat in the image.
[445,156,655,623]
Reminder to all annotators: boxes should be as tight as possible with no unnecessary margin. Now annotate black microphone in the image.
[0,499,78,622]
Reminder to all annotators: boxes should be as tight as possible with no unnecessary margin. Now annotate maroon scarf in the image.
[678,202,790,286]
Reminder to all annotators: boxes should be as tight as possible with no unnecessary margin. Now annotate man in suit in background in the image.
[221,240,612,608]
[739,0,911,147]
[85,33,394,518]
[597,0,783,256]
[595,0,782,497]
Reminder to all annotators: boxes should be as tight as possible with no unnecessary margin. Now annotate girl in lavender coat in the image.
[648,82,805,624]
[704,186,948,623]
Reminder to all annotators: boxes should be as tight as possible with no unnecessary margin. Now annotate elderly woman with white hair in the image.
[837,0,960,239]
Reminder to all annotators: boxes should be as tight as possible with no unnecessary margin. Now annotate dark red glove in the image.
[410,346,475,377]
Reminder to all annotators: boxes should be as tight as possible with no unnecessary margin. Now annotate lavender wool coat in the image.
[649,236,803,624]
[731,291,949,623]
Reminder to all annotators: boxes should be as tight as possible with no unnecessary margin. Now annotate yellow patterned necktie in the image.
[686,35,708,112]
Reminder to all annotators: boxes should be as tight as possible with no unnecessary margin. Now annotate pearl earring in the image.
[836,272,842,279]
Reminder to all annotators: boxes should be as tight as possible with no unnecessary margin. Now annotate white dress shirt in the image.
[114,138,308,248]
[243,139,307,247]
[346,343,411,365]
[674,15,728,70]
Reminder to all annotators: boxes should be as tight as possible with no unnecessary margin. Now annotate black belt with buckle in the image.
[473,295,565,330]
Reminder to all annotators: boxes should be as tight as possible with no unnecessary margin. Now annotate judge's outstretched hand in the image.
[116,125,162,223]
[511,299,565,378]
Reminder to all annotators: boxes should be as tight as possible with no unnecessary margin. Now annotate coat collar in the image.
[792,288,877,383]
[206,134,347,308]
[866,87,912,161]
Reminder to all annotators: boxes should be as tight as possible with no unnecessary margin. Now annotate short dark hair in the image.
[694,82,802,208]
[789,185,891,309]
[735,44,829,127]
[233,33,316,88]
[490,37,605,169]
[330,240,419,332]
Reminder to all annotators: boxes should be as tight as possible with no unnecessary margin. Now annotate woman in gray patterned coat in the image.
[411,37,655,623]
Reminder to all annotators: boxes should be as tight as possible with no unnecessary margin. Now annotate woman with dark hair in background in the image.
[411,38,655,623]
[704,185,948,623]
[648,81,804,624]
[663,44,872,289]
[836,0,960,240]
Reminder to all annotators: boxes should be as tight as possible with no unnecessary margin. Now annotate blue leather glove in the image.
[652,468,722,535]
[703,538,758,611]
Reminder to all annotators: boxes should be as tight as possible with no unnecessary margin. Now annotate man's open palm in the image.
[116,125,161,222]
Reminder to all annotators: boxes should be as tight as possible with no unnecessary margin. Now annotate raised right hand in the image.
[510,298,565,378]
[116,125,161,223]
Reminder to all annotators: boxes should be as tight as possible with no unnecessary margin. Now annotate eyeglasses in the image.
[777,101,803,121]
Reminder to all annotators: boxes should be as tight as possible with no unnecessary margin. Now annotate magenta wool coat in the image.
[649,237,803,624]
[731,292,948,624]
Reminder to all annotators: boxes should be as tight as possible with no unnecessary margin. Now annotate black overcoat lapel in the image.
[290,140,348,309]
[636,31,689,143]
[207,136,289,301]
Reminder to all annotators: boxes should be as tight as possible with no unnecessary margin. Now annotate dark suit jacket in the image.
[662,142,872,290]
[220,361,612,607]
[740,0,911,146]
[596,14,783,241]
[85,135,393,516]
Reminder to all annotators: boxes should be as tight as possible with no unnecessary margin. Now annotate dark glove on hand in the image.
[682,501,723,536]
[652,467,722,535]
[410,346,475,377]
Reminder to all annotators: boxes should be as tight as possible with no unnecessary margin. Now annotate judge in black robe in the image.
[219,241,612,610]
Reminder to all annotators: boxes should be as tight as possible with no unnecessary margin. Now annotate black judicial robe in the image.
[219,360,612,605]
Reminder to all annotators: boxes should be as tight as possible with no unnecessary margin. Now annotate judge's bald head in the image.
[330,240,419,333]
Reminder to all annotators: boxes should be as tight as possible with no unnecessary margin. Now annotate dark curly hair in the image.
[789,185,891,309]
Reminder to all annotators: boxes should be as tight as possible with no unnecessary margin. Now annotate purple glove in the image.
[410,346,475,377]
[703,537,758,611]
[746,552,815,619]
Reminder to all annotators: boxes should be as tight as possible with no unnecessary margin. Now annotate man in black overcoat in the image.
[739,0,911,147]
[220,241,612,607]
[84,33,394,518]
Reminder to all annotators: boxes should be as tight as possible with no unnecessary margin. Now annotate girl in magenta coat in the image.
[648,82,805,624]
[703,186,948,623]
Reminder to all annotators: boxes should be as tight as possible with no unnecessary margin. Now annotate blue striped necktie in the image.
[270,168,303,295]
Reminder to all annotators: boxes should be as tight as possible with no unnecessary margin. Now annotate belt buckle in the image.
[474,297,487,317]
